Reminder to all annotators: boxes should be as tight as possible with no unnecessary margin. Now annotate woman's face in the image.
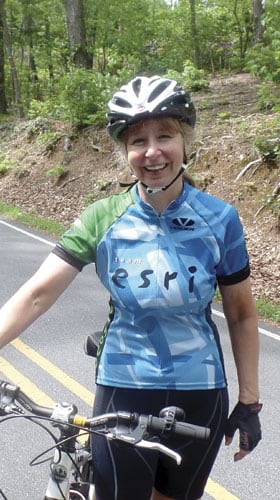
[125,118,185,192]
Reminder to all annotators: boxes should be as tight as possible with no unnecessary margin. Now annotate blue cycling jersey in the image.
[53,182,250,390]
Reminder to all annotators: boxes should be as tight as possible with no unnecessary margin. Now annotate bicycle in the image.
[0,334,210,500]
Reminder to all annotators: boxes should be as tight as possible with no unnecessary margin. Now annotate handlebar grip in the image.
[173,420,210,440]
[148,416,210,441]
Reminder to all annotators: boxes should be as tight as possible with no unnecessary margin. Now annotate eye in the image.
[128,137,146,146]
[158,134,172,140]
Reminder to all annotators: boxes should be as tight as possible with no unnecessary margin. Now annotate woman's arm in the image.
[0,253,79,349]
[219,276,260,404]
[219,277,261,461]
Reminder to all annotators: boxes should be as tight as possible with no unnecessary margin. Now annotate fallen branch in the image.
[255,181,280,217]
[235,158,262,182]
[91,142,101,151]
[90,141,111,153]
[60,174,84,189]
[254,205,266,217]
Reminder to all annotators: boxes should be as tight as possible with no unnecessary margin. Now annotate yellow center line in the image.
[206,478,240,499]
[0,356,54,407]
[11,338,94,407]
[0,356,88,445]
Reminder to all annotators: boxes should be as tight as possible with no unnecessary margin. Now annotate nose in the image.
[145,140,161,159]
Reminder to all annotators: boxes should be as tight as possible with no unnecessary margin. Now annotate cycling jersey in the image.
[53,182,250,390]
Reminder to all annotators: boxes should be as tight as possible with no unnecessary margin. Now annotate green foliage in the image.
[246,44,280,83]
[36,131,60,145]
[2,0,280,117]
[246,10,280,83]
[28,98,61,120]
[0,156,16,175]
[217,111,231,120]
[257,83,280,111]
[0,200,65,236]
[28,69,133,126]
[255,136,280,160]
[57,70,123,126]
[165,60,209,91]
[46,165,65,177]
[256,298,280,323]
[259,190,280,222]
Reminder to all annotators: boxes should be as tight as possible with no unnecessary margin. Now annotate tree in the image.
[64,0,92,68]
[252,0,264,44]
[0,0,23,116]
[0,0,7,113]
[233,0,251,59]
[21,2,40,99]
[189,0,200,67]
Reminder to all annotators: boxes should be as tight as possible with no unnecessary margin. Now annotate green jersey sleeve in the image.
[52,190,134,270]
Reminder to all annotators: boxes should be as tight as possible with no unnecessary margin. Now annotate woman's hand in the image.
[225,401,262,461]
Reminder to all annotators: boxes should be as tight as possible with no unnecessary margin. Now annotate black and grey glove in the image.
[225,401,263,452]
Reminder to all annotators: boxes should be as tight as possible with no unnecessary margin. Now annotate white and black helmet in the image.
[107,75,196,140]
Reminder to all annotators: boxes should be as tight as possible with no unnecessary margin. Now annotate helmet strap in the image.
[140,163,188,195]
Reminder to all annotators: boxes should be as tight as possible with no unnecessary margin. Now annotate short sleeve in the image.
[52,204,99,270]
[52,190,134,271]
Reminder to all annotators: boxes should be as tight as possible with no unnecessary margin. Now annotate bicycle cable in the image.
[0,488,8,500]
[0,412,93,500]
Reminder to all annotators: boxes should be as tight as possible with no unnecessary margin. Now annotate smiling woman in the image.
[0,75,262,500]
[125,119,185,211]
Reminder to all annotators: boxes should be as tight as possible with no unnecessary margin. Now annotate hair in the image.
[118,117,196,187]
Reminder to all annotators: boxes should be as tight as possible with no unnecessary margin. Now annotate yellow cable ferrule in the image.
[73,414,88,427]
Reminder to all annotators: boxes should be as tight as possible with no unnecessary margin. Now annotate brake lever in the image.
[105,430,182,465]
[0,382,23,415]
[135,439,182,465]
[0,402,24,415]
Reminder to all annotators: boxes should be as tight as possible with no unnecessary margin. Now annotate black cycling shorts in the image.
[91,385,229,500]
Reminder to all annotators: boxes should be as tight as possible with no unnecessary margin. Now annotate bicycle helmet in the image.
[107,75,196,140]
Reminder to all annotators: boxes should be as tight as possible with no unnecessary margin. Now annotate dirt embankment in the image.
[0,73,279,305]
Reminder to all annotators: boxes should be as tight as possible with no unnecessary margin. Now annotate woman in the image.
[0,76,262,500]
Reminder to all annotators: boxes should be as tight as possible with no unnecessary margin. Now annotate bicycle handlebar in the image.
[0,380,210,445]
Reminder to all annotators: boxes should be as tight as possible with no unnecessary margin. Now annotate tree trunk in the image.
[64,0,92,69]
[252,0,264,45]
[0,0,24,116]
[233,0,246,58]
[189,0,200,67]
[0,0,7,113]
[45,19,54,83]
[22,10,41,101]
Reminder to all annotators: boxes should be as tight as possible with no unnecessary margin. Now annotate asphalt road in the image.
[0,219,279,500]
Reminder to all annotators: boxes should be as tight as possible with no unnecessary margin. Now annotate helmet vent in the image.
[148,81,171,103]
[132,78,142,97]
[113,97,132,108]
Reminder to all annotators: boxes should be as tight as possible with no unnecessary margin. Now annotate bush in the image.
[165,60,209,91]
[28,97,61,120]
[0,157,16,176]
[27,69,134,126]
[257,83,280,111]
[57,70,118,126]
[255,136,280,160]
[246,26,280,83]
[46,165,66,177]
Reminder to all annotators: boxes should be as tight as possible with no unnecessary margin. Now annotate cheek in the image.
[127,151,142,167]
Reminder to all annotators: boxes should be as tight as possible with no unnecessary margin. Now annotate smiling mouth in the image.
[144,164,167,172]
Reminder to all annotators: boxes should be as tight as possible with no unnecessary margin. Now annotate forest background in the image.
[0,0,279,320]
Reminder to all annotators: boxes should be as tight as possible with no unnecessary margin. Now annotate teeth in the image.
[145,165,165,171]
